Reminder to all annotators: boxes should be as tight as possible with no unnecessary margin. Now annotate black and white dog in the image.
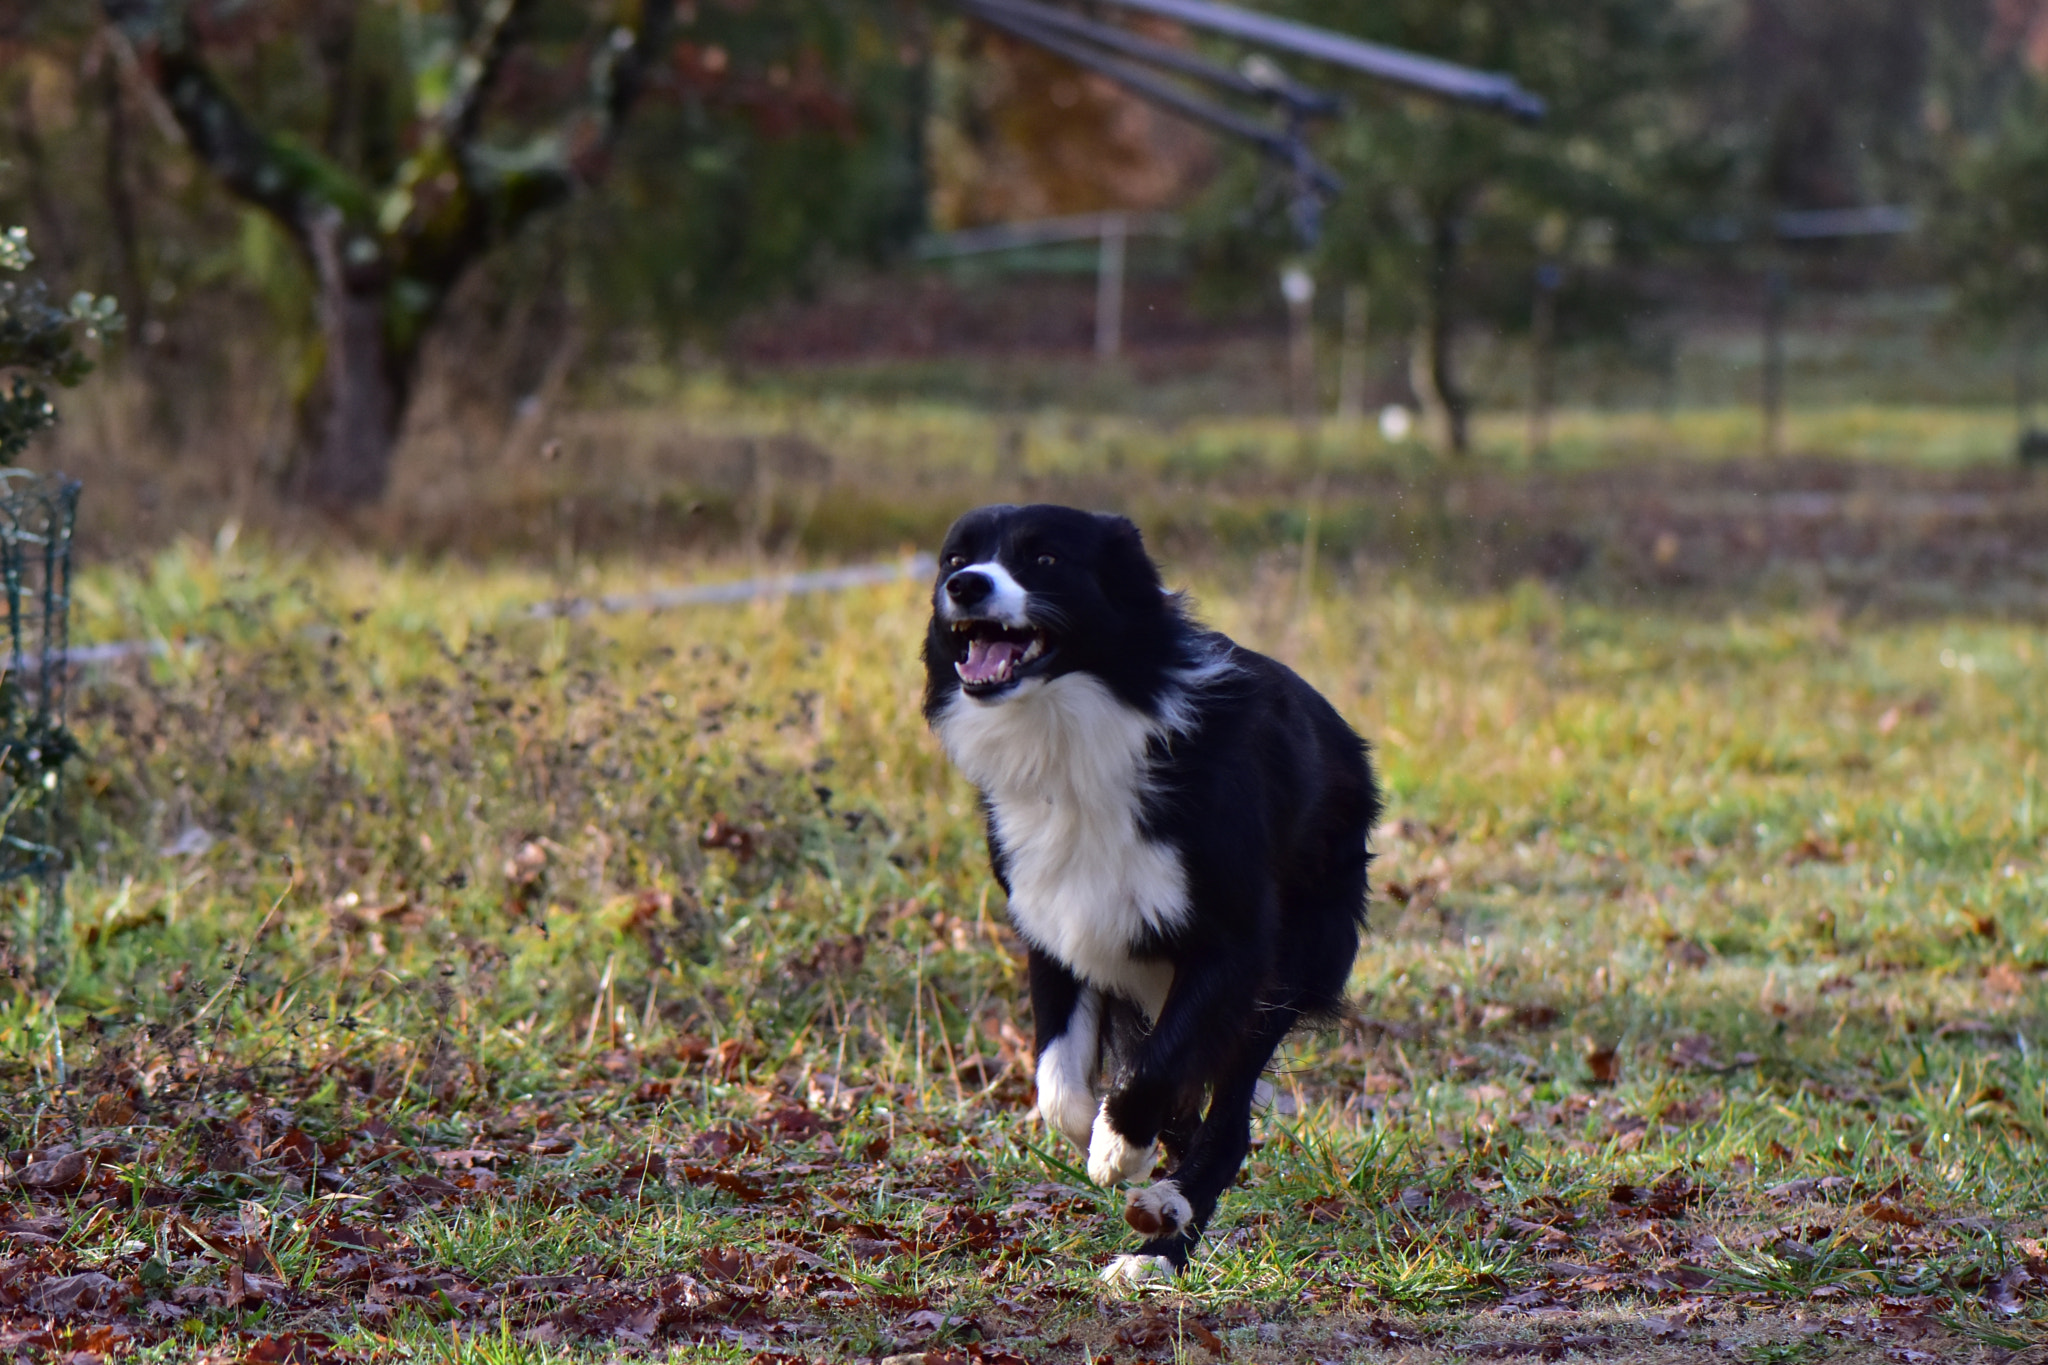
[923,504,1380,1286]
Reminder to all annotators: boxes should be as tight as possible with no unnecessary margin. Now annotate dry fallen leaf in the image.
[89,1092,136,1126]
[1664,935,1711,967]
[1113,1310,1177,1352]
[700,1246,750,1283]
[11,1149,92,1192]
[1861,1199,1924,1228]
[1984,963,2029,997]
[243,1333,333,1363]
[1787,834,1843,866]
[1667,1034,1723,1071]
[25,1271,126,1316]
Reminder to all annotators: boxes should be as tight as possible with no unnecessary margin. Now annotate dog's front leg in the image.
[1087,957,1249,1188]
[1027,949,1101,1150]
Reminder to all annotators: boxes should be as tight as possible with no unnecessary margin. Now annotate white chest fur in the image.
[935,675,1184,1019]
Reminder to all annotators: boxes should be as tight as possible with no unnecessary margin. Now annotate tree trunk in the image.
[298,212,415,508]
[106,0,672,508]
[1411,211,1470,456]
[102,61,149,338]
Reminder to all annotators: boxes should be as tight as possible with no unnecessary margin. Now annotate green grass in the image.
[1,516,2044,1361]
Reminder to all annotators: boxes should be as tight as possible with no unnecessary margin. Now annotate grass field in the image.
[0,500,2041,1364]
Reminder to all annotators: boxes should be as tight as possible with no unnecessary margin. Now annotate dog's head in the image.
[922,504,1172,710]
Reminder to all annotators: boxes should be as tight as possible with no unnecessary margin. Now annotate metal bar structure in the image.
[918,210,1183,355]
[917,211,1179,357]
[951,0,1543,249]
[1753,207,1915,455]
[958,0,1334,184]
[1772,205,1918,240]
[1689,205,1919,246]
[964,0,1334,114]
[915,209,1182,259]
[1083,0,1545,121]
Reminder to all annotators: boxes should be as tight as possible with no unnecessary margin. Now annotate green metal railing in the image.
[0,470,80,989]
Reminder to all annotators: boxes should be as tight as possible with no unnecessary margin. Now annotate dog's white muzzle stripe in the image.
[939,560,1031,627]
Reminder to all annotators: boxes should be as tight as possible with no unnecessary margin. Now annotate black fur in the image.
[923,504,1381,1273]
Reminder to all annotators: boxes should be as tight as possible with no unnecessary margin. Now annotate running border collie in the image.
[922,504,1380,1287]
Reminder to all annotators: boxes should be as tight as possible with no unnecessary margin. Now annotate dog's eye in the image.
[1037,554,1056,567]
[946,554,966,569]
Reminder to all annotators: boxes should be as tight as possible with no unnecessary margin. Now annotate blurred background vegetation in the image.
[4,0,2048,552]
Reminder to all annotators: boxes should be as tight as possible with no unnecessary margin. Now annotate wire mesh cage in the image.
[0,469,80,988]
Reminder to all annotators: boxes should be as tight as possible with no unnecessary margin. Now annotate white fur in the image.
[933,674,1186,1017]
[1088,1099,1156,1186]
[1034,987,1102,1149]
[1099,1253,1176,1289]
[1150,629,1237,737]
[939,560,1030,626]
[1125,1180,1192,1239]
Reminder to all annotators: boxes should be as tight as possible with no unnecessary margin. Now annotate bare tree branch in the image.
[592,0,678,143]
[440,0,534,145]
[452,0,677,259]
[102,0,372,252]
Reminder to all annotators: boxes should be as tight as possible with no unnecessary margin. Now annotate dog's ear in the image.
[1097,514,1165,601]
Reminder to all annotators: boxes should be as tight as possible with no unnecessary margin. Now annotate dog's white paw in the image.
[1098,1253,1176,1290]
[1087,1101,1156,1187]
[1123,1179,1193,1239]
[1035,1036,1099,1150]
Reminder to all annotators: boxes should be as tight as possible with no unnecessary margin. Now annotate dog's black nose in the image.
[945,570,993,606]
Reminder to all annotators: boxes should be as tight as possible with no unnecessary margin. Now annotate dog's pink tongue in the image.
[960,636,1023,683]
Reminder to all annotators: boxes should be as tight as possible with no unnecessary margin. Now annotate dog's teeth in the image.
[1021,637,1043,663]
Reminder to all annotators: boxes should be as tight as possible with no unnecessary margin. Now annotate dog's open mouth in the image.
[950,619,1054,693]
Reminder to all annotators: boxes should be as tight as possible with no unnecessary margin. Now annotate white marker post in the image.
[1281,262,1316,424]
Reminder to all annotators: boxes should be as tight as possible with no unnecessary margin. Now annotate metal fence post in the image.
[1762,265,1788,458]
[1528,262,1561,461]
[1336,283,1369,420]
[1095,213,1128,359]
[0,472,80,991]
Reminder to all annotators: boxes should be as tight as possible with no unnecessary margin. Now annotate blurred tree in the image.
[1937,39,2048,339]
[1276,0,1726,454]
[95,0,917,507]
[98,0,680,506]
[1729,0,1932,212]
[1946,97,2048,331]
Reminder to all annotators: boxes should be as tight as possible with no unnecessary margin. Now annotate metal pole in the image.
[1762,265,1788,457]
[1528,262,1560,462]
[1336,283,1369,420]
[1096,213,1127,359]
[2020,319,2048,466]
[2017,319,2035,435]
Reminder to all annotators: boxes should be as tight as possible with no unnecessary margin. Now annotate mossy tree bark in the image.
[103,0,672,508]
